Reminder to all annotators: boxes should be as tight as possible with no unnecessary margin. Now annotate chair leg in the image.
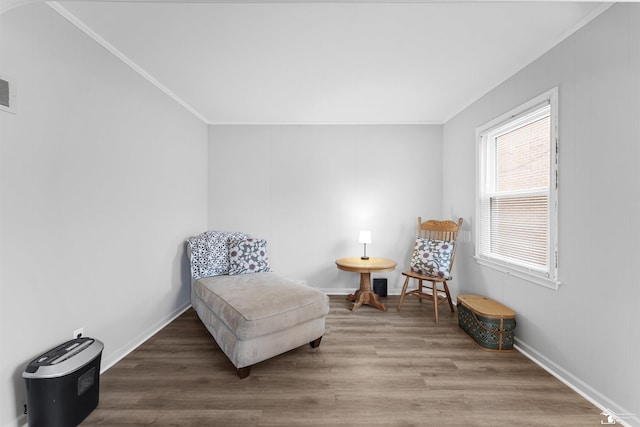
[418,279,423,302]
[443,280,454,312]
[432,281,439,324]
[397,276,410,310]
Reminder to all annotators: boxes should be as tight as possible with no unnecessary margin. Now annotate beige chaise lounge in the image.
[188,231,329,378]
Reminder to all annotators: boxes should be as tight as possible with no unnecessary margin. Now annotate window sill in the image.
[474,257,560,290]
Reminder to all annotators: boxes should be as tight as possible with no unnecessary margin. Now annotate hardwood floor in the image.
[82,295,602,426]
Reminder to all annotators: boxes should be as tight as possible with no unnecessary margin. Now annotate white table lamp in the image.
[359,230,371,260]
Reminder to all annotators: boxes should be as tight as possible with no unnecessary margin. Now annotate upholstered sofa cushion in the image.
[193,272,329,341]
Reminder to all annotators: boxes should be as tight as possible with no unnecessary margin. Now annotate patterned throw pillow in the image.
[410,238,455,278]
[187,231,250,279]
[228,238,271,275]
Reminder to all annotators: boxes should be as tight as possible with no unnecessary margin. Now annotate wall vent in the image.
[0,76,16,114]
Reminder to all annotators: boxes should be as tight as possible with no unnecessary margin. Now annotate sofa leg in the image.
[237,366,251,379]
[309,336,323,348]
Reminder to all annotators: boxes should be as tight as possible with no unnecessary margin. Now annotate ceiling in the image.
[47,1,609,125]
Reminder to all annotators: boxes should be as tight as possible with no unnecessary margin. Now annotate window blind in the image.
[478,103,551,273]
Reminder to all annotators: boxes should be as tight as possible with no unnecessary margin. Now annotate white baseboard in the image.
[100,301,192,373]
[3,416,27,427]
[515,339,637,427]
[319,288,402,296]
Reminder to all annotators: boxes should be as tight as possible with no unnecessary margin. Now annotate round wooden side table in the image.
[335,257,396,311]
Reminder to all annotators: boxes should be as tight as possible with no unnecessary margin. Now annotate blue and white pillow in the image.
[188,231,250,279]
[410,238,454,278]
[228,238,271,275]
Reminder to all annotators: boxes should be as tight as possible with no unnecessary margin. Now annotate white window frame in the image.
[475,87,560,290]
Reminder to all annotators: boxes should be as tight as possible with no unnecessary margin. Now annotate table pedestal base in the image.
[347,290,387,311]
[347,272,387,312]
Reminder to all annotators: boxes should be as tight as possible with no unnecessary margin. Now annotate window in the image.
[475,88,559,289]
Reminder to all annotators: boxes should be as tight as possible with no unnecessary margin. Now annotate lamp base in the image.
[360,256,369,260]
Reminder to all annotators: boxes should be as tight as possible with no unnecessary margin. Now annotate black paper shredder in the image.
[22,337,104,427]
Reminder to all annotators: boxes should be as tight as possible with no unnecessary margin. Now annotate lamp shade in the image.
[359,230,372,244]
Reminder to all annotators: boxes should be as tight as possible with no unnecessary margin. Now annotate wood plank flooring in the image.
[82,296,602,426]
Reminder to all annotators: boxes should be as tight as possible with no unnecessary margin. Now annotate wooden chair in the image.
[397,217,463,323]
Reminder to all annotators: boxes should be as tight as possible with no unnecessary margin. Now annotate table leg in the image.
[346,290,361,302]
[348,272,387,312]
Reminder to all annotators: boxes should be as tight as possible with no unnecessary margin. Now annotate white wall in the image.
[208,124,444,294]
[0,4,208,426]
[5,2,636,426]
[443,3,640,424]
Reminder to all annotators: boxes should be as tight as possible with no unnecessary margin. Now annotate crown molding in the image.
[44,1,210,123]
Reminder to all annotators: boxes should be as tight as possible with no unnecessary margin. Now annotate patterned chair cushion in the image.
[410,238,455,278]
[229,238,271,275]
[188,231,250,279]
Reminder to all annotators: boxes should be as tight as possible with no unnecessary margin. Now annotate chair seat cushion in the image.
[402,270,448,282]
[193,272,329,341]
